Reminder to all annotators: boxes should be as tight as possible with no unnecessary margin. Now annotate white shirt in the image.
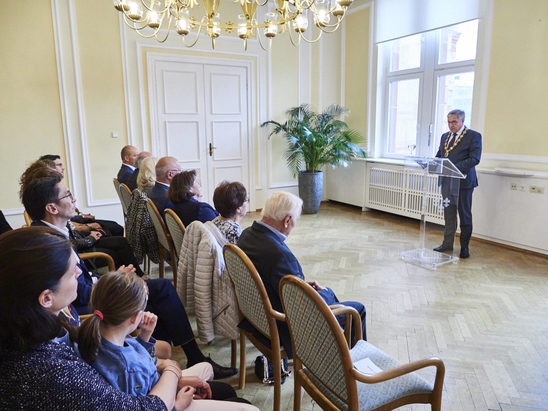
[41,220,69,238]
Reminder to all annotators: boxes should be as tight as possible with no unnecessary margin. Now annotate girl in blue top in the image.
[78,271,258,411]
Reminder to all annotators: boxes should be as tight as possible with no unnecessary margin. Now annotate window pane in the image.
[438,20,478,64]
[433,71,475,154]
[390,33,422,71]
[387,78,420,155]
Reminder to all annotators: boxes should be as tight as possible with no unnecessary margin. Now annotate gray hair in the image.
[447,109,465,120]
[261,192,303,221]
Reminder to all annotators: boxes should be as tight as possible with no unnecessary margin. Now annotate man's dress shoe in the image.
[459,248,470,259]
[433,245,453,252]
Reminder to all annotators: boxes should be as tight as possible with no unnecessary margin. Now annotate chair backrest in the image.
[146,198,172,252]
[280,275,356,407]
[223,243,275,340]
[118,183,133,216]
[23,210,31,227]
[164,208,185,259]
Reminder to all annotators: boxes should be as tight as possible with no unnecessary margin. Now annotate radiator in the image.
[366,164,445,224]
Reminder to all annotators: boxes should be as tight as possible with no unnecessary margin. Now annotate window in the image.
[378,20,479,157]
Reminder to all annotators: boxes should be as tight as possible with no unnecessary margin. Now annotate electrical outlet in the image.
[529,186,545,194]
[510,183,517,190]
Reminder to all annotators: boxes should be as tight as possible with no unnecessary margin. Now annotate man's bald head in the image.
[121,145,138,166]
[155,156,181,184]
[135,151,153,169]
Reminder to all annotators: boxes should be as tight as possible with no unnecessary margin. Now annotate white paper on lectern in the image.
[353,357,382,375]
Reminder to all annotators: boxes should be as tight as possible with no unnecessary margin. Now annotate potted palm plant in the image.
[262,104,366,214]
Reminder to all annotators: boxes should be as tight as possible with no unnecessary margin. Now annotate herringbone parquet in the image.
[169,201,548,410]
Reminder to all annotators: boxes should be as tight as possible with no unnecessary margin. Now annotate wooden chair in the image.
[118,183,133,222]
[23,210,31,227]
[279,275,445,411]
[223,243,287,411]
[80,251,115,272]
[145,198,177,288]
[163,208,185,266]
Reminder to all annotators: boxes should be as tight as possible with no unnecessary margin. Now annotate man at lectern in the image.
[434,109,482,259]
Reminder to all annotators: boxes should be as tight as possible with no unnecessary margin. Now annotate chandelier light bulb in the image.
[315,9,330,27]
[337,0,353,7]
[294,13,308,33]
[147,11,161,28]
[127,1,143,20]
[332,2,344,17]
[264,12,279,38]
[113,0,129,12]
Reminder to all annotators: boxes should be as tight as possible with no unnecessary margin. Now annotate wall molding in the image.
[482,153,548,164]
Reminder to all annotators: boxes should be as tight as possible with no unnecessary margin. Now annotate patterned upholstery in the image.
[281,281,349,401]
[118,183,132,216]
[146,199,171,251]
[223,246,271,338]
[280,277,442,411]
[126,189,160,264]
[164,209,185,260]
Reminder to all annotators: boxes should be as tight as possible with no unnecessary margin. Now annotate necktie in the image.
[447,133,456,148]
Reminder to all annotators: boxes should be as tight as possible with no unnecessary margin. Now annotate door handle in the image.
[209,142,217,156]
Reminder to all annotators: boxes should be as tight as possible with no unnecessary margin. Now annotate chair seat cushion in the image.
[303,340,433,410]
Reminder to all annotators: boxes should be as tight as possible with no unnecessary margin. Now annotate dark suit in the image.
[0,210,12,235]
[237,221,366,357]
[117,164,135,185]
[171,198,219,227]
[149,182,170,214]
[126,168,139,191]
[435,127,482,248]
[30,221,196,345]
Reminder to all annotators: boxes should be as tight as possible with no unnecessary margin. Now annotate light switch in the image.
[111,132,119,138]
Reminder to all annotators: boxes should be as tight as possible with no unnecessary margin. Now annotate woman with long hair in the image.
[0,227,184,410]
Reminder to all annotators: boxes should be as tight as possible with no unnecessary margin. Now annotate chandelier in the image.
[113,0,353,50]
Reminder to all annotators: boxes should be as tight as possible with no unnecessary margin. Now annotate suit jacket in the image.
[237,221,304,313]
[117,164,135,185]
[171,198,219,228]
[436,127,482,189]
[148,182,170,214]
[125,168,139,191]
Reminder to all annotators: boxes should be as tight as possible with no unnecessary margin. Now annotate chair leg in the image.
[159,249,165,279]
[293,359,302,411]
[238,332,246,389]
[273,350,281,411]
[231,339,237,369]
[170,252,177,290]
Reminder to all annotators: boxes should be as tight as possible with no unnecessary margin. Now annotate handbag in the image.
[254,355,291,385]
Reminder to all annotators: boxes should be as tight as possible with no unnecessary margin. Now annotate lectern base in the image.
[401,248,459,270]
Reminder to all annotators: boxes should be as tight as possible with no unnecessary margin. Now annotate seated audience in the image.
[22,172,145,277]
[39,154,65,175]
[21,175,236,379]
[237,192,367,357]
[0,210,12,235]
[212,181,248,243]
[78,271,257,410]
[168,170,219,227]
[117,145,138,185]
[150,156,181,214]
[0,227,168,409]
[126,151,153,191]
[137,156,157,196]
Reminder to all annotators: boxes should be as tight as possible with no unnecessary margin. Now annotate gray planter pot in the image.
[298,171,323,214]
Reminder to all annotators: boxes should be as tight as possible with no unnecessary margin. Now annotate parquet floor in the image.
[168,201,548,410]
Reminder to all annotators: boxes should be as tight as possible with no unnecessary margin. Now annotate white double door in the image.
[148,54,251,204]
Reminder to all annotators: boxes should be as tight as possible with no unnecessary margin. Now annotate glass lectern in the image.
[401,157,465,269]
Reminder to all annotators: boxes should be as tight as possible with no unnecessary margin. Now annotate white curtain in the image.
[374,0,487,43]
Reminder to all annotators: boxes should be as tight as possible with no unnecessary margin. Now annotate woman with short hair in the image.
[167,170,218,227]
[0,227,184,410]
[212,181,248,243]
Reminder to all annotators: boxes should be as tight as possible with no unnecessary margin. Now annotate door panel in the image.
[151,58,250,204]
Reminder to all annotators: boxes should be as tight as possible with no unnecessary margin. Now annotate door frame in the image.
[146,52,257,210]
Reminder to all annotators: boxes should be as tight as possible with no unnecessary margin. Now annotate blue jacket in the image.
[170,197,219,228]
[117,164,135,185]
[148,182,170,214]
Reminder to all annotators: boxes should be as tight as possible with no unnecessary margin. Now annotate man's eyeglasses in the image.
[58,190,74,201]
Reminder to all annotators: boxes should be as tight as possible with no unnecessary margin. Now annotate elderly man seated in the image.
[237,191,367,357]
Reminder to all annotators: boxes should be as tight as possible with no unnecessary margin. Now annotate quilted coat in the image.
[176,220,239,342]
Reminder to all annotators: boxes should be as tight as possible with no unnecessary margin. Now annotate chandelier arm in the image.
[287,23,301,47]
[316,20,342,32]
[255,28,273,51]
[153,15,174,43]
[253,0,270,6]
[297,26,324,43]
[180,23,205,48]
[121,12,151,31]
[140,0,170,13]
